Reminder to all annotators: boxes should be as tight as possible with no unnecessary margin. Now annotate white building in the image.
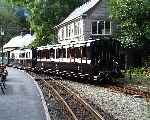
[55,0,114,45]
[3,34,35,61]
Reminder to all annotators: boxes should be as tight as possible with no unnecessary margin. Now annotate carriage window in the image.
[62,48,66,58]
[56,48,61,58]
[11,53,15,58]
[82,46,87,58]
[92,22,97,34]
[37,50,41,59]
[45,50,49,59]
[29,52,30,58]
[68,48,75,58]
[67,48,70,58]
[75,47,81,58]
[26,53,28,58]
[50,49,55,58]
[22,53,25,58]
[19,53,25,58]
[86,47,91,60]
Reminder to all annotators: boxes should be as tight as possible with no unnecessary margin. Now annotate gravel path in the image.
[58,80,150,120]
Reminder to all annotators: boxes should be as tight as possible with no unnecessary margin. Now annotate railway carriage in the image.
[43,38,121,82]
[10,36,123,83]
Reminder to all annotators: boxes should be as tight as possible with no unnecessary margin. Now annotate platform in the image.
[0,67,48,120]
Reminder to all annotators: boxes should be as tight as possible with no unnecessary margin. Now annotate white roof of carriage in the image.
[55,0,100,28]
[4,34,36,50]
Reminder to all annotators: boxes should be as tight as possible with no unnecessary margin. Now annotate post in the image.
[2,35,3,65]
[1,27,4,65]
[125,54,128,71]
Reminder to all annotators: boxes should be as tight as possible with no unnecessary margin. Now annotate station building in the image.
[55,0,114,45]
[3,34,35,64]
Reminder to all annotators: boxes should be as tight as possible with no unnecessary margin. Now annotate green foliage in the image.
[128,68,144,75]
[7,0,87,47]
[110,0,150,48]
[0,5,21,46]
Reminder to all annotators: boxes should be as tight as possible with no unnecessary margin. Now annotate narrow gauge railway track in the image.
[26,66,150,101]
[38,79,104,120]
[29,69,150,101]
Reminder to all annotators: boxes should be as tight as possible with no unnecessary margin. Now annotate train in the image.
[9,36,124,83]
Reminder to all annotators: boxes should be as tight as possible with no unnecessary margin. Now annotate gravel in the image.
[57,79,150,120]
[38,83,68,120]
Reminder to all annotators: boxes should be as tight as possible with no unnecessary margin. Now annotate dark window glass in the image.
[86,47,91,60]
[50,49,55,58]
[56,48,61,58]
[82,46,86,58]
[98,21,104,34]
[67,48,70,58]
[46,50,49,59]
[26,52,28,58]
[62,48,66,58]
[92,22,97,34]
[105,21,110,34]
[22,53,25,58]
[11,53,15,58]
[75,47,81,58]
[62,28,64,40]
[59,48,65,58]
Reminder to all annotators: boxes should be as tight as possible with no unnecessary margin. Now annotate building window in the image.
[11,53,15,59]
[26,53,28,58]
[66,25,68,38]
[74,21,80,36]
[29,52,30,58]
[74,22,77,35]
[98,21,104,34]
[68,25,71,37]
[92,22,97,34]
[62,28,64,40]
[58,29,61,41]
[92,21,111,35]
[77,22,80,35]
[105,21,111,34]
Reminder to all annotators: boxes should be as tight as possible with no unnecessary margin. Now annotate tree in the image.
[0,0,29,47]
[7,0,88,47]
[0,6,21,47]
[110,0,150,48]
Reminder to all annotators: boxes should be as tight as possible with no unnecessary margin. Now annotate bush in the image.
[127,67,150,77]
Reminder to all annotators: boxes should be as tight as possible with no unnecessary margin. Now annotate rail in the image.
[39,79,104,120]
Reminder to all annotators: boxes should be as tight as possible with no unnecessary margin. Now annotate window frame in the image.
[91,20,112,35]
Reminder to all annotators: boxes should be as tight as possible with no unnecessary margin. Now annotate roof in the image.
[4,34,36,50]
[55,0,100,28]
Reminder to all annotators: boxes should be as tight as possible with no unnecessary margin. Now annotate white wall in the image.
[57,18,84,44]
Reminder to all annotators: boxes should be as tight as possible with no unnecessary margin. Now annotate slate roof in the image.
[4,34,36,49]
[55,0,100,28]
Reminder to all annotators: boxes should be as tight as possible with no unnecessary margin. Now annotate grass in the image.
[123,72,150,91]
